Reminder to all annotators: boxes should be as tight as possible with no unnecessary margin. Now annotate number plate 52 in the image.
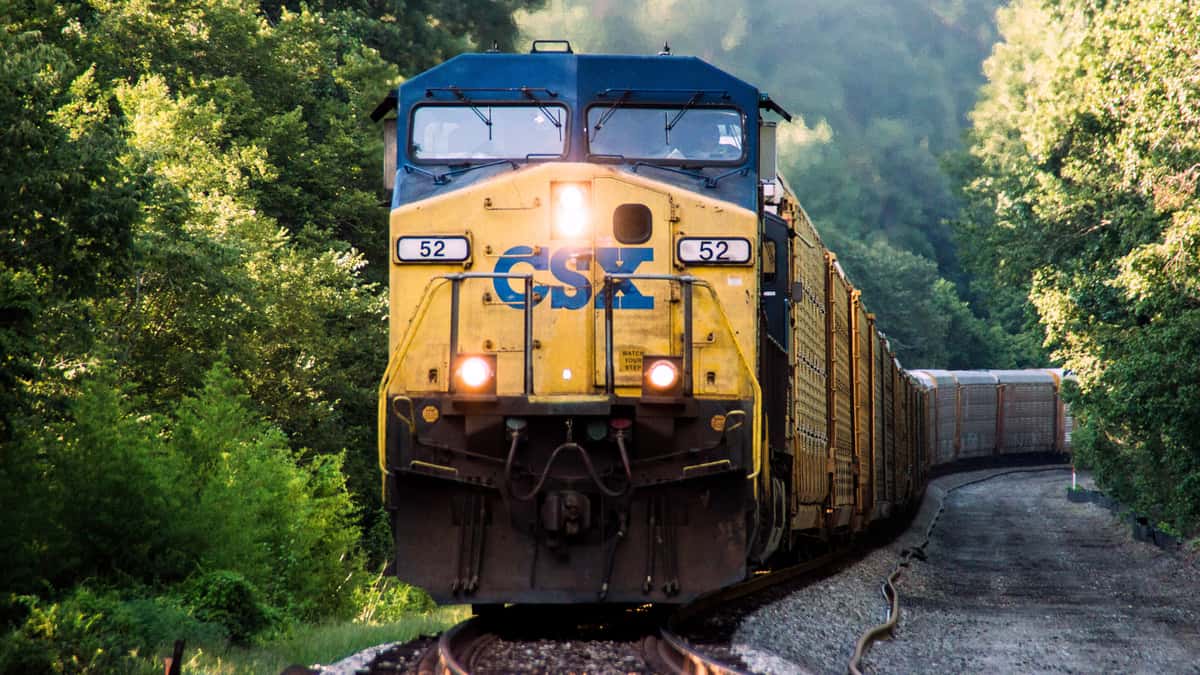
[396,236,471,263]
[676,237,752,265]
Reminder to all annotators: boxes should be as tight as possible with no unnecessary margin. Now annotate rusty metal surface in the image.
[990,370,1058,453]
[952,371,998,458]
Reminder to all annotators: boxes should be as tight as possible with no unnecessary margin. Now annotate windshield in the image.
[410,104,566,161]
[587,106,744,162]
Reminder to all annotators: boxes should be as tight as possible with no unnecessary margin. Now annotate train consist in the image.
[374,43,1071,606]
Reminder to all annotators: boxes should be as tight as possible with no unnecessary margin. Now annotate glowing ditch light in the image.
[453,355,496,393]
[553,183,590,238]
[641,355,684,399]
[646,360,679,389]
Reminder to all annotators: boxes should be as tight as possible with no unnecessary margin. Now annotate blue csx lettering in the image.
[493,246,654,310]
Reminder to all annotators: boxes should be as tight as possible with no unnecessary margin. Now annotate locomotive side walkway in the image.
[734,468,1200,674]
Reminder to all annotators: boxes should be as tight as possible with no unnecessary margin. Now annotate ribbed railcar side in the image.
[881,347,896,509]
[892,362,911,504]
[953,371,999,458]
[852,296,873,524]
[921,382,935,479]
[910,372,938,474]
[991,370,1059,453]
[790,209,829,532]
[931,371,959,465]
[827,256,855,527]
[872,331,886,518]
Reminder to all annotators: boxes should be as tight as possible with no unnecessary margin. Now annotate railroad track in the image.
[380,552,844,675]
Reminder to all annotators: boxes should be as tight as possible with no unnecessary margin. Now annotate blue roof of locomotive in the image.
[390,51,765,211]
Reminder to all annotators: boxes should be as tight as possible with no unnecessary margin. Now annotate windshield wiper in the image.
[664,91,703,144]
[404,159,517,185]
[447,86,492,140]
[518,87,563,139]
[591,90,632,140]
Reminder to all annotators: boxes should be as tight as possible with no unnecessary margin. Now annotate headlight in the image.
[647,361,679,389]
[642,356,684,397]
[454,355,496,394]
[552,182,590,239]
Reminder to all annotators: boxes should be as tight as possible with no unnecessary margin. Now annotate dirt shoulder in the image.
[865,469,1200,673]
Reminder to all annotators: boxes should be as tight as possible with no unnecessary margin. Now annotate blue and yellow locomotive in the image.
[376,42,905,606]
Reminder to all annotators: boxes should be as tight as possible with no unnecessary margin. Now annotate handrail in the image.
[377,272,533,494]
[600,273,764,495]
[378,277,451,492]
[602,273,696,397]
[380,271,764,499]
[694,280,764,495]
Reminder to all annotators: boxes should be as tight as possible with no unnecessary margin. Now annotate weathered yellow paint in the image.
[385,163,758,402]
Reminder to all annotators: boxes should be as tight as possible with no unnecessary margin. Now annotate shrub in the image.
[352,573,435,625]
[183,572,274,644]
[166,362,362,621]
[0,588,224,675]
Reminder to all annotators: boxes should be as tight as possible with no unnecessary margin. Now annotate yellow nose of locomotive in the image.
[384,163,758,403]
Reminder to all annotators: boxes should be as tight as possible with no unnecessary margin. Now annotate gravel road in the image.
[735,467,1200,674]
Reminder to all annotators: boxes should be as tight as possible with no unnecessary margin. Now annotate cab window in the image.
[586,106,744,163]
[410,104,566,161]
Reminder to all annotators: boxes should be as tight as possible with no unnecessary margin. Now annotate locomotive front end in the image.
[379,50,768,604]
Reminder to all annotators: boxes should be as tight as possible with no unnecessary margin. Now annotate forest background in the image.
[2,0,1196,672]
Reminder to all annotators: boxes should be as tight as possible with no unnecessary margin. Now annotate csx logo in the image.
[493,245,654,310]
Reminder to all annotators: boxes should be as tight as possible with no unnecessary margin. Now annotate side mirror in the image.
[383,118,397,192]
[758,121,777,184]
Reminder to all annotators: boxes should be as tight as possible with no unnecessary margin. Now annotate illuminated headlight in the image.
[453,355,496,394]
[642,356,684,397]
[647,361,678,389]
[552,183,590,239]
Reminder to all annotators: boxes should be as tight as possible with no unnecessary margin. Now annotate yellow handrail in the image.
[695,281,764,497]
[377,277,450,495]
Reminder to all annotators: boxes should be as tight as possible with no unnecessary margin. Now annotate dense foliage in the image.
[1,0,537,670]
[958,0,1200,534]
[520,0,1038,368]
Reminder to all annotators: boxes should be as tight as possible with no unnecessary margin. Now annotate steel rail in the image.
[432,615,497,675]
[651,552,843,674]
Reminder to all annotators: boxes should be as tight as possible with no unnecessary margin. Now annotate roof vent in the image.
[485,40,500,53]
[530,40,573,54]
[658,41,672,56]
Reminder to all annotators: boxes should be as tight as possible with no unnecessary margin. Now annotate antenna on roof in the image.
[658,41,672,56]
[486,40,500,53]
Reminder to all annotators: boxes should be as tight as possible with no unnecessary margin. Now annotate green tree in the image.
[959,0,1200,533]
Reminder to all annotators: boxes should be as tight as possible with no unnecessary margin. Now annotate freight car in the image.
[373,42,1069,606]
[911,369,1074,470]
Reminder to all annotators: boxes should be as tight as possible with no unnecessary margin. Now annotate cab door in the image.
[591,178,676,392]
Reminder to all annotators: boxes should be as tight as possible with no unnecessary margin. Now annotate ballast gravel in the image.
[474,638,649,674]
[733,466,1200,674]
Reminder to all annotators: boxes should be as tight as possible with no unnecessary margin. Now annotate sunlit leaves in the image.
[961,0,1200,533]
